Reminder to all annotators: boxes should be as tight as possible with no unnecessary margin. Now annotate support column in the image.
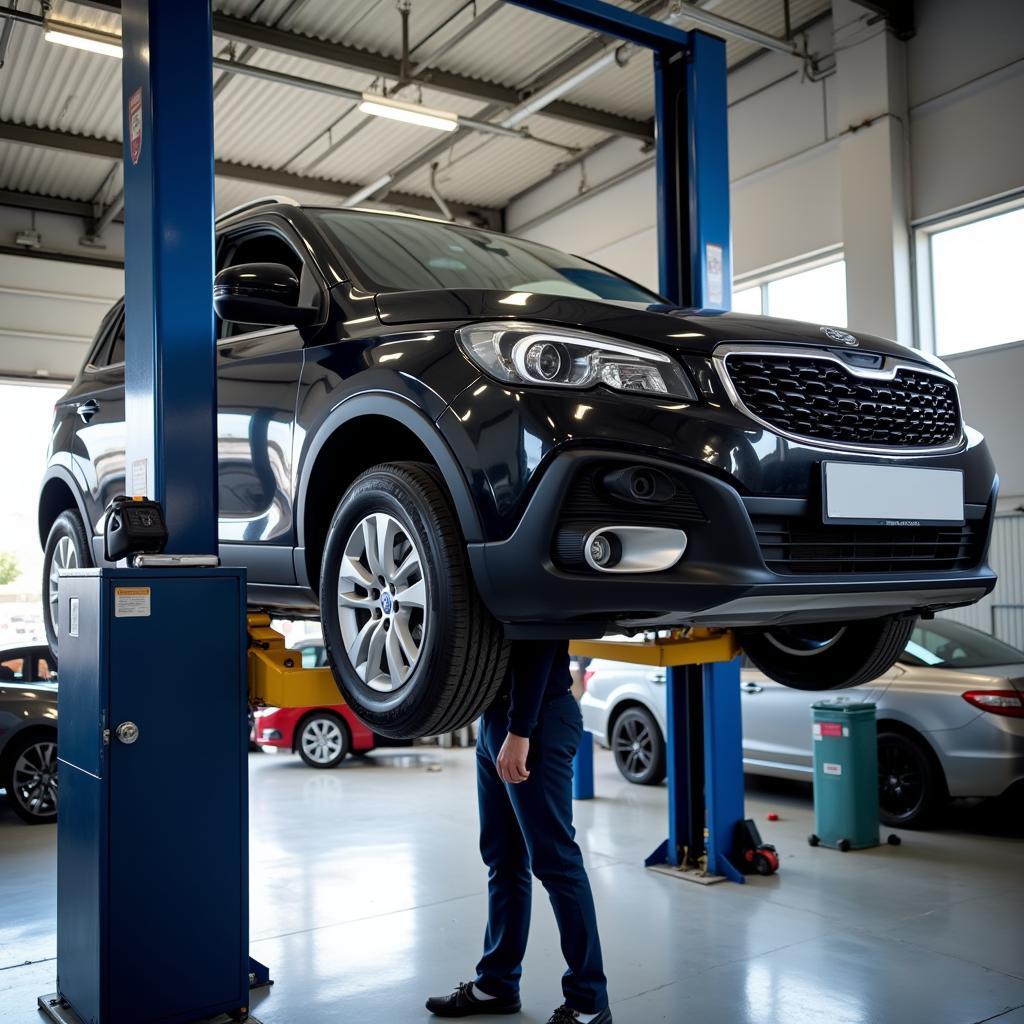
[833,0,913,343]
[121,0,218,553]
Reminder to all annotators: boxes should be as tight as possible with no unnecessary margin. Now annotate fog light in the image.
[590,534,613,566]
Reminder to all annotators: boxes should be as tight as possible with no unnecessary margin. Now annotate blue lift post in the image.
[41,2,259,1022]
[511,1,742,880]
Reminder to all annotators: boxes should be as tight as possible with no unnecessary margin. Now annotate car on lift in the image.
[581,619,1024,828]
[252,638,376,767]
[39,198,998,739]
[0,643,59,824]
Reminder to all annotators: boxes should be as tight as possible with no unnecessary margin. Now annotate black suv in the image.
[40,198,997,738]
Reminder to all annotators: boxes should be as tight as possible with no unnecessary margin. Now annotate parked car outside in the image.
[253,639,375,768]
[581,619,1024,828]
[0,643,59,824]
[40,198,997,740]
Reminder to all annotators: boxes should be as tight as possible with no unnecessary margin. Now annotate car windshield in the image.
[311,209,662,303]
[900,620,1024,669]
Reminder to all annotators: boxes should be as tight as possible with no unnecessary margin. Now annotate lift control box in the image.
[54,568,249,1024]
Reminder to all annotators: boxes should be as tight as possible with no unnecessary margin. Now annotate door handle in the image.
[652,673,666,684]
[77,399,100,423]
[741,682,763,694]
[115,721,140,744]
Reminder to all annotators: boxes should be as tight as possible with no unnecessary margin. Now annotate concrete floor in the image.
[1,747,1023,1024]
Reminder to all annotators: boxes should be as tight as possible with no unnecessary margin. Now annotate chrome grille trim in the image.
[713,343,966,456]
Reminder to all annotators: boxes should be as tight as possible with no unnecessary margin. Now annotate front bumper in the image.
[467,448,996,636]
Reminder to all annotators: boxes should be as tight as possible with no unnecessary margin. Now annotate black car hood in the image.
[375,288,930,365]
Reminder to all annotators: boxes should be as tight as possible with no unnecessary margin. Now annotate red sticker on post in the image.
[129,87,143,165]
[819,722,843,737]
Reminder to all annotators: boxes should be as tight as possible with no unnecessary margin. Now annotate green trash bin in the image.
[810,700,879,851]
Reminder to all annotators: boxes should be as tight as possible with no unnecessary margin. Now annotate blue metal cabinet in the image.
[56,568,248,1024]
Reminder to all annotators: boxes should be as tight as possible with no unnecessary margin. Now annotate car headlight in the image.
[457,321,697,400]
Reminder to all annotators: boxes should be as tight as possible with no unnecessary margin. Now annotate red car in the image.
[253,640,375,768]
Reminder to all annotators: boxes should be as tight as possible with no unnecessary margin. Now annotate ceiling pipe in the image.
[428,162,454,221]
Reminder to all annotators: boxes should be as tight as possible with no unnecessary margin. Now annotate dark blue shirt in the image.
[506,640,573,738]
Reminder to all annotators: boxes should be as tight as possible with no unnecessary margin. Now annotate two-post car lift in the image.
[44,2,746,1022]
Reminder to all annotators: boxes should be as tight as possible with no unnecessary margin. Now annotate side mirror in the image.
[213,262,318,327]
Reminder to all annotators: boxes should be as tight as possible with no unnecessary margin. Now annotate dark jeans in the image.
[475,691,608,1014]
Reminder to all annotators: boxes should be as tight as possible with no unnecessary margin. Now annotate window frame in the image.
[914,193,1024,360]
[732,248,846,320]
[215,216,328,342]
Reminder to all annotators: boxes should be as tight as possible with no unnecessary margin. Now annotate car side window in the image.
[0,651,28,681]
[101,308,126,366]
[216,228,306,339]
[86,303,122,369]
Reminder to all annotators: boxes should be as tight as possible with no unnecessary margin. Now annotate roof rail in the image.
[216,195,300,223]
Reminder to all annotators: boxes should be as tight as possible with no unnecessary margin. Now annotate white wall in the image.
[506,0,1024,503]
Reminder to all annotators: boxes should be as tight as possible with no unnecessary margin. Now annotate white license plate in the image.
[822,463,964,526]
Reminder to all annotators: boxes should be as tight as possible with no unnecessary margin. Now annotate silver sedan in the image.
[580,619,1024,828]
[0,643,59,824]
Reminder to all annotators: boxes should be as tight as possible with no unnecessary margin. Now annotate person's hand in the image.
[496,733,530,784]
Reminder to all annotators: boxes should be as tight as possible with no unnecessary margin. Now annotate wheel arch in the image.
[609,697,663,743]
[38,468,89,547]
[296,393,483,591]
[876,717,949,793]
[0,724,59,779]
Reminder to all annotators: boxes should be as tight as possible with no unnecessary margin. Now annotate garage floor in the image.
[2,748,1023,1024]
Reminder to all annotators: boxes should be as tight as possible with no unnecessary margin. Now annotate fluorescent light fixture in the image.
[358,94,458,133]
[44,21,123,59]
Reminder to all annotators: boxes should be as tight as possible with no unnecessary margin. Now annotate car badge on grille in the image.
[819,327,858,346]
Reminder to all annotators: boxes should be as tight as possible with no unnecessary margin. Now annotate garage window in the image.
[733,258,847,327]
[927,205,1024,356]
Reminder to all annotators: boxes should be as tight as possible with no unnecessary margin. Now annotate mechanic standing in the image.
[427,641,611,1023]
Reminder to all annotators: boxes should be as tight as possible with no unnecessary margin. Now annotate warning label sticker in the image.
[823,762,842,776]
[819,722,844,738]
[115,586,151,618]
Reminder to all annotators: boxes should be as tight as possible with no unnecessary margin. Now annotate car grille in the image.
[752,515,984,575]
[723,353,962,449]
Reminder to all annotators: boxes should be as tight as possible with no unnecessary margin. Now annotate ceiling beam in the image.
[0,188,97,219]
[850,1,915,40]
[0,120,500,223]
[69,0,652,142]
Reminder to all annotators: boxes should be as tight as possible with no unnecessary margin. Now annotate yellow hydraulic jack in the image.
[569,628,755,884]
[247,613,342,709]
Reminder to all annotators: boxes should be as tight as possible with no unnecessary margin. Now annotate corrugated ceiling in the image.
[0,0,831,216]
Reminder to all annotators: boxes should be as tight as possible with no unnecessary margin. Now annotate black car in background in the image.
[39,198,997,738]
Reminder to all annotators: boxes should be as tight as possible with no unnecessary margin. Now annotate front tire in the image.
[611,705,666,785]
[42,509,92,654]
[737,616,916,691]
[296,712,351,769]
[4,733,59,824]
[319,462,508,739]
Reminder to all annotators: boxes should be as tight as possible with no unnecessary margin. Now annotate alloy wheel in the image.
[613,711,655,782]
[300,718,345,766]
[12,740,59,820]
[336,512,429,693]
[878,737,924,820]
[48,535,78,638]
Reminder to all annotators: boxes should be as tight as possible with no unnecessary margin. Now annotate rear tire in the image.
[737,616,916,691]
[877,729,946,829]
[319,462,508,740]
[296,712,351,769]
[42,509,92,654]
[611,705,666,785]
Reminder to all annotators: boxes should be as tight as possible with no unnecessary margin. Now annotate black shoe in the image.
[426,981,522,1017]
[547,1007,613,1024]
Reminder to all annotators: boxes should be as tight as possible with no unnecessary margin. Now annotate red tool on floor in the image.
[731,819,780,876]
